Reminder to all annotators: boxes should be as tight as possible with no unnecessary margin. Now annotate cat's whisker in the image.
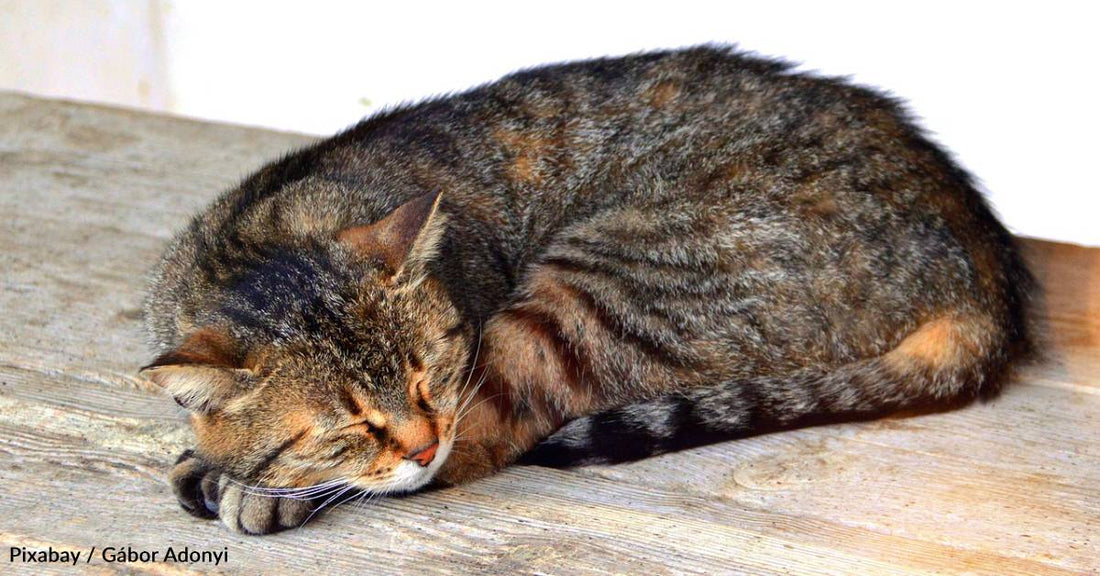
[455,391,509,423]
[276,485,347,501]
[452,324,486,418]
[243,479,345,495]
[455,322,484,399]
[449,434,471,449]
[454,370,490,423]
[354,489,384,512]
[351,490,371,511]
[323,486,371,519]
[457,374,494,416]
[229,477,347,499]
[299,483,357,530]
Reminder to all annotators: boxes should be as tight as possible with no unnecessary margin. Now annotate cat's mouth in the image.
[354,437,453,494]
[396,437,452,491]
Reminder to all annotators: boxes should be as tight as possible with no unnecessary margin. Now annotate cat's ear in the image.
[139,328,252,413]
[337,191,446,282]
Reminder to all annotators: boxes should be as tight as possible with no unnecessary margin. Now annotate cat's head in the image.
[142,192,472,493]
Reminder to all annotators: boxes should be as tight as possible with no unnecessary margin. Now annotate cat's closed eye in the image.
[343,420,384,435]
[414,379,434,413]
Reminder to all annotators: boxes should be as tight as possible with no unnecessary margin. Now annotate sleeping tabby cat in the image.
[142,46,1036,534]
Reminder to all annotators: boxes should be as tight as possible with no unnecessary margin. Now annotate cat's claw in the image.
[169,449,313,535]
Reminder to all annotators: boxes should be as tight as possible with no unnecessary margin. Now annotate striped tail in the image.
[522,313,1029,468]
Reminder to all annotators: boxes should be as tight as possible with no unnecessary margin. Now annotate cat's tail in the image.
[521,311,1033,467]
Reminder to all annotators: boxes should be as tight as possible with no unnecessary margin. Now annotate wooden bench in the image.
[1,92,1096,574]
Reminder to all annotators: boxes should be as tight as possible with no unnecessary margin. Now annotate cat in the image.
[142,45,1037,534]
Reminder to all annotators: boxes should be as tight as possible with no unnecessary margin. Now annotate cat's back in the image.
[356,45,926,247]
[428,45,892,194]
[147,46,1030,354]
[163,45,922,249]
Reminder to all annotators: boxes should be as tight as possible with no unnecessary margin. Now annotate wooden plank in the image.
[0,370,1081,576]
[577,380,1099,571]
[0,93,314,380]
[1021,239,1100,352]
[1,91,1097,574]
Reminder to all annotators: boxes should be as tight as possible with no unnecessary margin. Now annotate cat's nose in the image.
[405,441,439,467]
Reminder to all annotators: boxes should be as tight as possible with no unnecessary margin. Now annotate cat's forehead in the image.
[225,248,351,317]
[265,334,412,393]
[213,245,399,341]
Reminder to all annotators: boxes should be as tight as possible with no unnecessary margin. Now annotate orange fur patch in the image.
[896,317,958,365]
[390,418,436,456]
[281,410,316,439]
[886,315,988,371]
[438,378,555,484]
[485,268,606,415]
[511,154,539,184]
[436,271,606,482]
[190,411,237,461]
[494,128,553,185]
[646,81,680,107]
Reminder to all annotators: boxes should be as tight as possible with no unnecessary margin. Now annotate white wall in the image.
[0,0,168,110]
[2,0,1097,245]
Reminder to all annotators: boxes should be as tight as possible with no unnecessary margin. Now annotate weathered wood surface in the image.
[0,91,1097,575]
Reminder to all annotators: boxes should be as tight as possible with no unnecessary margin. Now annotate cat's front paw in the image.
[169,449,219,519]
[168,449,313,535]
[215,476,315,535]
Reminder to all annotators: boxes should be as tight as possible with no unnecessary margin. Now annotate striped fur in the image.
[523,314,1012,467]
[143,46,1037,533]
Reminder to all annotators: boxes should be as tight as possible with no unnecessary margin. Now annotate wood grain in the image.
[0,92,1096,574]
